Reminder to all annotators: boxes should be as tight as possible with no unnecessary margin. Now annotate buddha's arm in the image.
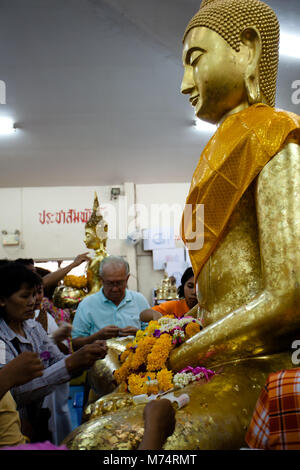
[169,142,300,371]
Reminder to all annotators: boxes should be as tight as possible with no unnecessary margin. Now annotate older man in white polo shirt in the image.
[72,256,149,351]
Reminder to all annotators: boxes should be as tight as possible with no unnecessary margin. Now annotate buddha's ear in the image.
[241,27,262,104]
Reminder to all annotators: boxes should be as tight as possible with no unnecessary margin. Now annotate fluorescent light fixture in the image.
[194,118,217,133]
[280,33,300,60]
[0,117,16,135]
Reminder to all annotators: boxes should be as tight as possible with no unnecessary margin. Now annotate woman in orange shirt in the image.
[140,268,197,322]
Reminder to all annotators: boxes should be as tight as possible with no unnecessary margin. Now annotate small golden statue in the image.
[63,0,300,450]
[156,273,179,301]
[54,192,108,309]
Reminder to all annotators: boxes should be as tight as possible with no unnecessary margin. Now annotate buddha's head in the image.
[84,192,108,251]
[181,0,279,124]
[84,227,101,250]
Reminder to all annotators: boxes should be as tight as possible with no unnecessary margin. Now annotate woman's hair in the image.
[35,266,50,276]
[177,267,194,298]
[35,267,57,299]
[0,262,42,302]
[0,259,10,267]
[14,258,35,267]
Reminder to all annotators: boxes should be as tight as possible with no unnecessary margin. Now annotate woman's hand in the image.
[2,352,44,388]
[65,341,108,373]
[51,322,72,344]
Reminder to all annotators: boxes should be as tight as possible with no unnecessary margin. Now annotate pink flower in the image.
[40,351,51,361]
[179,366,215,381]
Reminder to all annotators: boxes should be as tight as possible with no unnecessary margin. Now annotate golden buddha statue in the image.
[54,192,108,309]
[63,0,300,450]
[84,193,108,295]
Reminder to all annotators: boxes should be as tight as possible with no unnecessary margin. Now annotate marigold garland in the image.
[185,321,201,339]
[146,333,173,372]
[114,314,207,395]
[157,368,173,391]
[119,349,131,363]
[131,336,156,370]
[64,274,87,289]
[128,372,157,395]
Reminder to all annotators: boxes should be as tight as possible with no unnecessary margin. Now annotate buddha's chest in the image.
[197,185,263,324]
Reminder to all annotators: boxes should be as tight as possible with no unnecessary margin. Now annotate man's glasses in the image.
[102,279,128,288]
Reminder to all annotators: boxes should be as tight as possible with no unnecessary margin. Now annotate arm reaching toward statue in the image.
[138,399,176,450]
[140,308,162,322]
[65,341,107,374]
[170,142,300,371]
[42,252,91,289]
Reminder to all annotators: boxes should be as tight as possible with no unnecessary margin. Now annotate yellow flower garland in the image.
[185,321,201,339]
[64,274,87,289]
[146,333,173,372]
[127,369,173,396]
[114,315,202,395]
[131,336,156,370]
[157,368,173,391]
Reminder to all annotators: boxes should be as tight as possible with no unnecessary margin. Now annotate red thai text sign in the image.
[39,209,93,225]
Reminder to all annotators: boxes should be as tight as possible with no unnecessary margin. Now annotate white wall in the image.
[135,183,190,304]
[0,182,191,303]
[0,185,124,257]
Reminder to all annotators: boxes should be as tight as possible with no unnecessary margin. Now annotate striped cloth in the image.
[246,368,300,450]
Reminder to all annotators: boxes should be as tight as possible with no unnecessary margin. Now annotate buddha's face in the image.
[181,27,250,124]
[84,228,100,250]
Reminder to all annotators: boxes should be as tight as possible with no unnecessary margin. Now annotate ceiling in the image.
[0,0,299,188]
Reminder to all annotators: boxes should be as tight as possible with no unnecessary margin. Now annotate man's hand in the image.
[138,399,176,450]
[119,326,139,337]
[65,341,108,373]
[2,352,44,388]
[97,325,120,340]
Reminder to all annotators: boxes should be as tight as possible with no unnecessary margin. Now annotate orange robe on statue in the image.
[181,103,300,281]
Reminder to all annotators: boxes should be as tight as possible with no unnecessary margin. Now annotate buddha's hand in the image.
[3,352,44,387]
[65,341,108,373]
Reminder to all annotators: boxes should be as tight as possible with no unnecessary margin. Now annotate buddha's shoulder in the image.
[240,104,300,130]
